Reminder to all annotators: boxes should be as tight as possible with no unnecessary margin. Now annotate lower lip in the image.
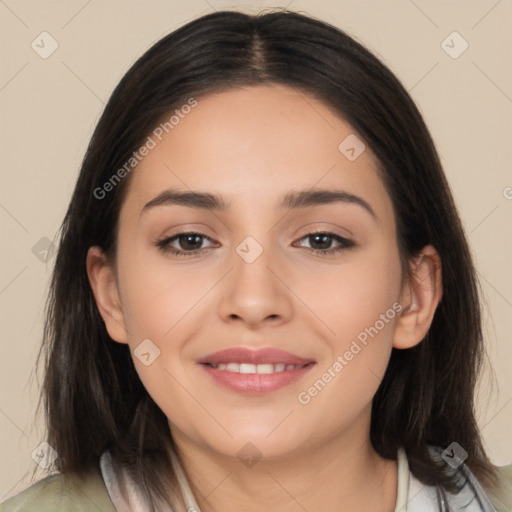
[199,363,316,395]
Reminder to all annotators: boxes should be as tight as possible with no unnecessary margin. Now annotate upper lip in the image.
[197,347,315,366]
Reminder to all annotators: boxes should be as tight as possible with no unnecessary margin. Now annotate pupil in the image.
[180,234,202,250]
[311,234,331,250]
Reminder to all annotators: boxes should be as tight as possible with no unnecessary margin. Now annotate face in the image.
[90,84,416,462]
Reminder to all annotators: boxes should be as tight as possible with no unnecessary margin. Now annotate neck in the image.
[169,415,398,512]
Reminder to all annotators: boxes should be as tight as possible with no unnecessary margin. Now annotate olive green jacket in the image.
[1,463,512,511]
[0,468,116,512]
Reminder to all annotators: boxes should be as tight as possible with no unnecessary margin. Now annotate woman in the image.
[2,8,511,512]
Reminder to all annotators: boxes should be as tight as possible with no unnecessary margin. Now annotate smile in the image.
[204,362,308,373]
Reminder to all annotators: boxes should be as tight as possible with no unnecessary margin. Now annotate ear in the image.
[393,244,443,349]
[86,246,129,344]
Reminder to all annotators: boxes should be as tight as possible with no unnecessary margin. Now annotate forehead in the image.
[122,84,391,219]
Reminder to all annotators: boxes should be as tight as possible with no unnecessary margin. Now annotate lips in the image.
[196,347,316,395]
[197,347,315,366]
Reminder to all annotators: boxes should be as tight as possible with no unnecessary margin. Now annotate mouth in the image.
[196,347,316,395]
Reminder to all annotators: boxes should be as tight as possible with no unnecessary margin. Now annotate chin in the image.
[210,430,307,463]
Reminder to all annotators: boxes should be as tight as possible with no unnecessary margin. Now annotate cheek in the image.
[114,249,212,404]
[296,239,402,346]
[115,227,212,342]
[293,240,402,403]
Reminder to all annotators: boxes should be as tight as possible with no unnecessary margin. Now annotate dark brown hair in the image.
[36,8,497,510]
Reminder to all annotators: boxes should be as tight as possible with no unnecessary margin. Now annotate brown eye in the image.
[156,231,216,257]
[295,232,354,255]
[176,233,204,251]
[307,233,334,250]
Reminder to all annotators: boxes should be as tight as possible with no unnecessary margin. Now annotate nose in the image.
[217,242,294,329]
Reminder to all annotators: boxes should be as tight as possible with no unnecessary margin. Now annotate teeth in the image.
[210,362,305,373]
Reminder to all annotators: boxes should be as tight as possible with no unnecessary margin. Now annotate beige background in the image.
[1,0,511,500]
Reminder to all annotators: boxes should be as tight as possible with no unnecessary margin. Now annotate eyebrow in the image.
[141,188,376,220]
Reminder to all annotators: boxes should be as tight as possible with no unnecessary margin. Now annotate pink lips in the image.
[197,347,316,395]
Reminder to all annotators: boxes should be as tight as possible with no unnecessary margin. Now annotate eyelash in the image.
[155,230,355,258]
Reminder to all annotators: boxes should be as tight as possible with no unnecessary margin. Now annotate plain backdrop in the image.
[1,0,511,500]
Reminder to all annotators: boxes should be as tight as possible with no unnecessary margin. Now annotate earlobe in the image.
[393,245,443,350]
[86,246,129,344]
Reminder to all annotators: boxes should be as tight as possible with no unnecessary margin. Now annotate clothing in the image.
[1,447,511,511]
[0,466,116,512]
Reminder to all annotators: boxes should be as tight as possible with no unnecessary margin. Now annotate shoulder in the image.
[486,463,512,512]
[0,467,116,512]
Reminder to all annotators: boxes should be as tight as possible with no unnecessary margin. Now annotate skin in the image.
[87,84,442,512]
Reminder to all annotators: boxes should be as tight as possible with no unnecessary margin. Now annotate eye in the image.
[155,231,216,257]
[294,232,354,256]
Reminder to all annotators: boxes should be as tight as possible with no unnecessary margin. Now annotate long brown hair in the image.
[36,8,497,510]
